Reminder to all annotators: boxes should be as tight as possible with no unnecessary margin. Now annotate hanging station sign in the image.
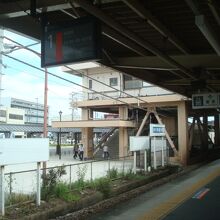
[192,93,220,109]
[41,16,102,67]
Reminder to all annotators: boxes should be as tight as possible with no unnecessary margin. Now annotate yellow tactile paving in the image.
[138,168,220,220]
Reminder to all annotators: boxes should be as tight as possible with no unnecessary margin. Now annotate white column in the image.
[144,150,147,172]
[133,151,137,174]
[162,137,165,167]
[0,29,4,109]
[36,162,41,206]
[153,137,157,169]
[0,166,5,216]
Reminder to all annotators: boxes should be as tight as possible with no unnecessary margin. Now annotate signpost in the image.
[0,138,49,216]
[149,124,166,170]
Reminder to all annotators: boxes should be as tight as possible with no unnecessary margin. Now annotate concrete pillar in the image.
[203,115,208,151]
[214,114,220,146]
[119,106,128,157]
[177,101,189,166]
[81,108,93,158]
[119,127,128,157]
[119,106,128,120]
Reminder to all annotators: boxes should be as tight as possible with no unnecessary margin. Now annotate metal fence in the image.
[3,156,134,204]
[3,147,170,207]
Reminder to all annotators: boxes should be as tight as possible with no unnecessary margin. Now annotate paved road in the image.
[90,159,220,220]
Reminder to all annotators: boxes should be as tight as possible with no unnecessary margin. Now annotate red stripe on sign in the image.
[56,32,63,62]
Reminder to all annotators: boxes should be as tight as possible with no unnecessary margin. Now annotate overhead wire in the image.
[2,36,151,112]
[3,53,143,108]
[3,36,150,106]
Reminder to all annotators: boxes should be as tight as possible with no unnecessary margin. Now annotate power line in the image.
[3,53,148,112]
[2,36,150,112]
[4,36,149,106]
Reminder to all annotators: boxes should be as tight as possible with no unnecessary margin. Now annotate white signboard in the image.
[0,138,49,166]
[150,124,165,136]
[192,93,220,109]
[129,136,149,151]
[150,138,167,151]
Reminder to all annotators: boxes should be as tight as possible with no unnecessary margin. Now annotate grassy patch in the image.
[6,193,34,207]
[54,183,80,202]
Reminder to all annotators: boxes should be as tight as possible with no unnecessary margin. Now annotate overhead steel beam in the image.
[164,79,220,86]
[185,0,220,55]
[0,3,71,19]
[115,54,220,70]
[73,0,195,80]
[123,0,190,54]
[102,26,150,57]
[208,0,220,26]
[195,15,220,55]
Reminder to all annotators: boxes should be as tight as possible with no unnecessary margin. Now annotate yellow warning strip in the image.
[138,168,220,220]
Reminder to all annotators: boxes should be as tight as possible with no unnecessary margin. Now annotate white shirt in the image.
[103,145,108,152]
[79,144,84,152]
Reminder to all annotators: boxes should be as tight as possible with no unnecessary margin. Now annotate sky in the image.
[1,29,82,122]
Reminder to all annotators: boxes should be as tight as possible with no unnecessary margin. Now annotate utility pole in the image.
[0,29,4,110]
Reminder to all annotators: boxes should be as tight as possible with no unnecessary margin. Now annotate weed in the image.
[5,193,34,206]
[75,164,88,189]
[107,167,118,179]
[41,166,66,201]
[92,177,111,198]
[54,183,80,202]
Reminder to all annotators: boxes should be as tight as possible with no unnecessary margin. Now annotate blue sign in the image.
[150,124,165,136]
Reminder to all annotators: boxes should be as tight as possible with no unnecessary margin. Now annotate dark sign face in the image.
[41,17,101,67]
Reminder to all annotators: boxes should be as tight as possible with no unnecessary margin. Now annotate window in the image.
[109,77,118,86]
[123,75,142,89]
[89,80,92,89]
[0,110,6,117]
[9,114,23,120]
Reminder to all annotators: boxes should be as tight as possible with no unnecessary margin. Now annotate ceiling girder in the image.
[102,26,150,57]
[122,0,191,54]
[208,0,220,26]
[73,0,195,80]
[115,54,220,70]
[185,0,220,55]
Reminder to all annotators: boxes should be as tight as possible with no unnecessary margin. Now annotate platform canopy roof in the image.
[0,124,109,133]
[1,0,220,97]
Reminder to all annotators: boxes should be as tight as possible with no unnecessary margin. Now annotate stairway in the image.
[94,129,119,159]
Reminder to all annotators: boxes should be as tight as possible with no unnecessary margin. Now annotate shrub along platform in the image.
[1,165,199,220]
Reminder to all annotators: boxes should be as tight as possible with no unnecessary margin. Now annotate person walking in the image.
[73,143,79,159]
[103,145,109,159]
[78,143,84,161]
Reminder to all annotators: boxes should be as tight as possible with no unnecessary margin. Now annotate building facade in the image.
[80,66,173,101]
[53,65,191,165]
[0,107,25,137]
[2,97,48,125]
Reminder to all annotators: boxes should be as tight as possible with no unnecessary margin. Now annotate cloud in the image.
[2,71,80,121]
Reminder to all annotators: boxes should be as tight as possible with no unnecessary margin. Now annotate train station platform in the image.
[91,159,220,220]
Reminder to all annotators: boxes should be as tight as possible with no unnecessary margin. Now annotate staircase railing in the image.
[93,127,117,156]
